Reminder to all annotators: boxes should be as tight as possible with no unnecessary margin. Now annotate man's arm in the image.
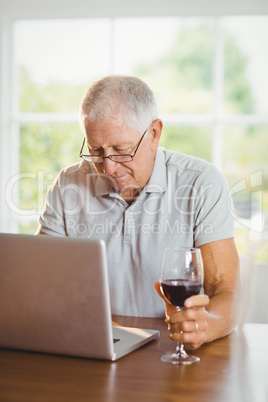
[198,237,240,343]
[155,237,240,350]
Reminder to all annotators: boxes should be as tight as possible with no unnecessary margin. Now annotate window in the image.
[1,3,267,251]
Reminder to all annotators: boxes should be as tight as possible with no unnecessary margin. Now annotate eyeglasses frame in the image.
[79,127,148,163]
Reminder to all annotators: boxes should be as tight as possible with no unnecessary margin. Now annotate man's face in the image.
[84,118,162,201]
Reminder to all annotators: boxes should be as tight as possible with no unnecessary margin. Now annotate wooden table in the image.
[0,316,267,402]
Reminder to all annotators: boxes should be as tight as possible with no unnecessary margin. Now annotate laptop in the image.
[0,233,159,360]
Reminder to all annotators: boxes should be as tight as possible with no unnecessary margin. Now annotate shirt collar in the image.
[144,147,167,193]
[95,174,114,197]
[94,147,167,197]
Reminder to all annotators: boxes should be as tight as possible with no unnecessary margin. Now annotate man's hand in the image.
[155,239,240,348]
[154,281,209,350]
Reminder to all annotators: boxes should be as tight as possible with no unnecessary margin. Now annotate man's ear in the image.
[150,119,163,150]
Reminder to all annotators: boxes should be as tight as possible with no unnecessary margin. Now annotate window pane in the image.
[223,17,268,115]
[222,125,268,232]
[19,123,82,215]
[115,18,215,114]
[16,18,217,116]
[159,126,212,161]
[15,20,111,113]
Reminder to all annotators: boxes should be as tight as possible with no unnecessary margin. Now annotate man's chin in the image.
[110,181,141,198]
[100,174,142,198]
[101,177,126,193]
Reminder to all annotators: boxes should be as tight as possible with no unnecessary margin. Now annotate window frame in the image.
[1,0,268,233]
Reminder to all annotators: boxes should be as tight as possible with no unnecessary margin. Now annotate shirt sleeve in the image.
[37,174,67,236]
[193,165,235,247]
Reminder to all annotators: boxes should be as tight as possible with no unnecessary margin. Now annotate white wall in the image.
[1,0,268,19]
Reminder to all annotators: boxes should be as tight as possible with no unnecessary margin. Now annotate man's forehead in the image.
[85,118,124,131]
[84,119,136,145]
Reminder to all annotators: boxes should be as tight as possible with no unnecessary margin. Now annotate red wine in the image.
[160,279,201,307]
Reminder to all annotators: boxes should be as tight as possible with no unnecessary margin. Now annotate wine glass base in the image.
[160,353,200,365]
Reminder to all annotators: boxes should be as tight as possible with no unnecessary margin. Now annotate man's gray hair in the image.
[80,75,159,133]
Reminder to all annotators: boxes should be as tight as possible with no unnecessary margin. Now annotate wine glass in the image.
[159,247,204,364]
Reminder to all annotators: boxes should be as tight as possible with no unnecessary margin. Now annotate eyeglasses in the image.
[79,128,148,163]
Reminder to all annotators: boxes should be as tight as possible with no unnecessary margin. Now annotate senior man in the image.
[37,75,240,350]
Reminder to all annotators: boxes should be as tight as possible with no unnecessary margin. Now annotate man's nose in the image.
[102,157,119,175]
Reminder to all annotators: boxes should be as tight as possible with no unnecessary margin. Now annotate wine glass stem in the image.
[175,342,187,358]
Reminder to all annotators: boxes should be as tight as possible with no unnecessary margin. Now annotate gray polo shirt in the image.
[38,147,234,317]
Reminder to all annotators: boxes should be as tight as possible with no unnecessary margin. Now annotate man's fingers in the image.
[154,281,162,298]
[184,294,210,308]
[154,281,177,315]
